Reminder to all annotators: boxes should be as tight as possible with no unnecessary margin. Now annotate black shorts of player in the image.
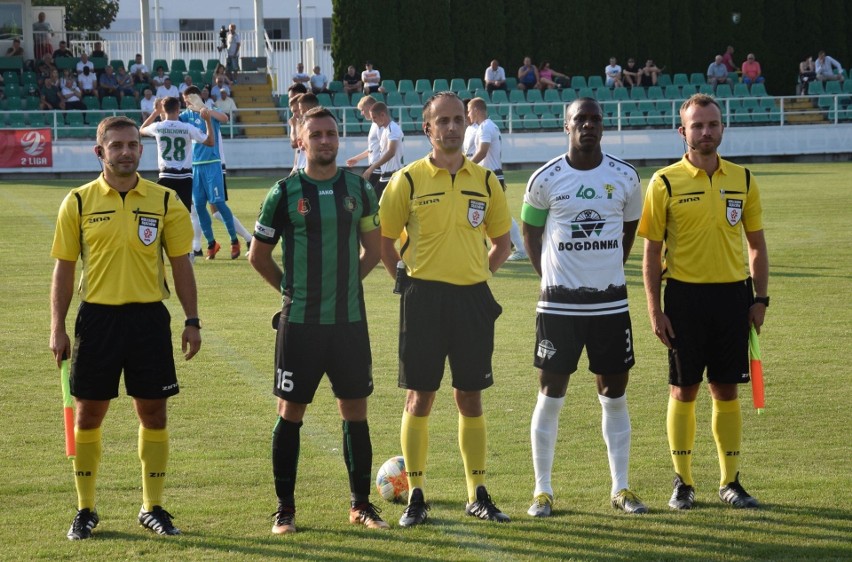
[367,170,382,190]
[221,164,229,200]
[377,170,397,200]
[158,172,193,212]
[70,301,178,400]
[399,279,502,392]
[273,317,373,403]
[664,279,750,387]
[534,312,635,375]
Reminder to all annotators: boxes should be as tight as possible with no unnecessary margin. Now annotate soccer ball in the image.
[375,455,409,503]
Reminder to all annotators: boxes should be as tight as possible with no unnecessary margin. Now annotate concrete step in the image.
[243,125,286,137]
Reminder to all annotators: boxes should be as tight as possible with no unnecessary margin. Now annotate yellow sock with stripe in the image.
[458,413,487,503]
[400,411,429,499]
[139,426,169,512]
[712,398,742,487]
[73,427,102,510]
[667,396,697,486]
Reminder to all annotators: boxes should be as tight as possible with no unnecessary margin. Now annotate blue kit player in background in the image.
[180,85,240,259]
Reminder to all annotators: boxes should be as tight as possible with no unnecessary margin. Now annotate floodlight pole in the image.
[298,0,303,62]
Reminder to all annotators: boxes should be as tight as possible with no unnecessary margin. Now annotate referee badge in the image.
[726,199,743,227]
[138,217,159,246]
[467,200,486,228]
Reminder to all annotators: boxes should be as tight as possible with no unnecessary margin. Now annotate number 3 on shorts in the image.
[625,328,632,353]
[276,369,294,393]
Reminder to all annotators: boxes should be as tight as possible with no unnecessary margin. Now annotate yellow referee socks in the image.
[458,413,487,503]
[667,396,697,486]
[139,426,169,512]
[712,398,743,487]
[73,427,102,510]
[400,411,429,497]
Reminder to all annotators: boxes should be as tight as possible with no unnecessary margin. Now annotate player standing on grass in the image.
[639,93,769,510]
[50,116,201,540]
[248,107,387,534]
[521,98,647,517]
[379,91,512,527]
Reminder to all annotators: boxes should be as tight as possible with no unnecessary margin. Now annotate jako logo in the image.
[21,131,47,156]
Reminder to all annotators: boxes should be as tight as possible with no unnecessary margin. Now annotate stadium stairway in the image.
[231,73,285,137]
[785,97,827,124]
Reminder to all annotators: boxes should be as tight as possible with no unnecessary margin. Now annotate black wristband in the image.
[753,296,770,307]
[185,317,202,329]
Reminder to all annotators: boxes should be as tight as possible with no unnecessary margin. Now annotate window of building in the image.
[322,18,331,45]
[265,18,290,41]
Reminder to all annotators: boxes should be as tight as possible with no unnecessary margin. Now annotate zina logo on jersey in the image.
[571,209,605,239]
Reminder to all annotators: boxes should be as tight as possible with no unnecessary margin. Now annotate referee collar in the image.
[424,155,478,178]
[95,172,146,196]
[680,154,730,178]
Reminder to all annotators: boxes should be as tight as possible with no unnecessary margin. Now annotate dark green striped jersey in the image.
[254,169,380,324]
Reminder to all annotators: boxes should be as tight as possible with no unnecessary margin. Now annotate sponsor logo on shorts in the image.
[624,354,633,363]
[537,339,556,360]
[138,216,159,246]
[484,372,492,379]
[468,200,486,227]
[726,199,742,226]
[297,198,311,216]
[162,382,178,391]
[255,222,275,238]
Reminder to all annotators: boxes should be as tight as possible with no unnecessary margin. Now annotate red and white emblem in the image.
[297,198,311,216]
[468,200,486,228]
[726,199,742,227]
[138,216,159,246]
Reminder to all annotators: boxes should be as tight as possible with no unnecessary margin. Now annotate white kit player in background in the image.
[520,98,647,517]
[467,97,526,261]
[363,102,403,198]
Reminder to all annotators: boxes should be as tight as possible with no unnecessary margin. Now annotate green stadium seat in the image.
[515,103,534,117]
[630,87,647,100]
[543,89,560,103]
[627,110,646,127]
[611,87,629,101]
[637,100,655,114]
[91,58,107,72]
[715,84,734,99]
[842,80,852,94]
[508,89,525,103]
[55,57,79,73]
[560,88,577,103]
[328,80,343,93]
[381,79,397,93]
[332,92,350,107]
[474,88,490,101]
[83,96,99,111]
[467,78,484,92]
[733,83,750,98]
[689,73,706,85]
[28,111,54,127]
[595,88,612,102]
[170,59,187,73]
[491,89,509,115]
[526,89,543,103]
[24,96,40,111]
[22,71,38,88]
[341,108,361,134]
[656,100,677,115]
[825,81,842,95]
[402,91,421,106]
[432,78,449,92]
[505,77,517,90]
[401,119,418,133]
[386,92,403,106]
[4,95,22,110]
[817,95,836,110]
[587,76,604,89]
[2,70,18,85]
[315,93,332,107]
[647,86,664,100]
[7,112,27,128]
[600,101,616,119]
[522,114,540,130]
[188,59,205,73]
[658,74,673,87]
[153,59,169,73]
[169,70,183,84]
[673,73,689,87]
[731,107,752,124]
[449,78,466,92]
[0,56,23,74]
[663,86,681,100]
[680,84,697,97]
[397,79,414,94]
[698,84,714,95]
[206,59,219,72]
[807,81,824,96]
[420,88,434,101]
[4,82,21,98]
[189,70,204,85]
[570,76,587,89]
[414,79,431,93]
[101,97,119,110]
[108,59,124,71]
[369,92,384,102]
[349,92,364,107]
[577,87,594,99]
[646,110,665,126]
[120,96,138,110]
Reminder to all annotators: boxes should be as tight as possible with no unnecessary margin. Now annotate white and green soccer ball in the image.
[375,455,409,503]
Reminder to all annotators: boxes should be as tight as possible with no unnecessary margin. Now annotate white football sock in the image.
[510,219,525,253]
[190,205,202,252]
[531,392,564,497]
[213,211,252,242]
[599,393,631,496]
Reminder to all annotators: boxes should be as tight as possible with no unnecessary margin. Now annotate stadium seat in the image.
[825,81,842,95]
[473,88,490,101]
[600,101,616,120]
[630,87,647,100]
[316,93,333,106]
[101,97,119,110]
[656,100,677,115]
[612,87,630,101]
[108,59,124,71]
[467,78,484,92]
[647,86,664,100]
[4,82,21,98]
[673,73,689,87]
[570,76,587,89]
[561,88,577,103]
[509,89,525,103]
[449,78,466,93]
[432,78,449,92]
[577,87,594,99]
[397,79,414,94]
[341,108,362,134]
[491,89,510,115]
[168,70,183,84]
[328,80,343,93]
[689,73,706,86]
[188,59,205,73]
[7,112,26,128]
[543,89,560,103]
[381,79,397,93]
[526,89,543,104]
[842,80,852,94]
[455,88,472,100]
[402,91,421,106]
[522,114,540,130]
[817,95,836,111]
[152,59,169,73]
[2,70,18,85]
[28,111,53,127]
[22,71,38,89]
[807,81,824,96]
[595,88,612,102]
[715,84,734,99]
[587,75,604,89]
[731,107,752,124]
[189,70,204,85]
[657,74,673,87]
[83,96,100,111]
[369,92,384,103]
[24,96,40,111]
[637,100,655,114]
[120,96,138,110]
[663,86,681,100]
[332,92,350,107]
[414,79,431,93]
[505,77,518,90]
[4,95,22,110]
[539,112,560,129]
[170,59,187,74]
[646,110,665,126]
[627,110,646,127]
[386,92,403,107]
[515,103,534,117]
[206,59,219,72]
[698,84,714,96]
[733,83,750,98]
[680,84,698,97]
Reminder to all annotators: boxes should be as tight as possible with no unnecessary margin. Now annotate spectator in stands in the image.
[179,74,194,95]
[605,57,623,88]
[53,40,72,58]
[90,41,107,60]
[200,87,215,109]
[815,51,844,83]
[292,62,310,86]
[61,77,86,110]
[151,66,167,89]
[156,77,179,99]
[35,53,57,89]
[799,55,817,95]
[309,65,329,94]
[537,61,569,90]
[484,59,507,93]
[116,65,136,101]
[213,63,233,88]
[362,61,384,95]
[622,58,642,88]
[40,77,65,110]
[5,38,23,57]
[342,65,362,95]
[99,65,120,100]
[517,56,540,91]
[78,66,98,99]
[215,88,237,118]
[226,23,241,77]
[76,53,95,75]
[721,45,739,74]
[740,53,765,86]
[641,59,664,87]
[210,75,231,99]
[706,55,731,90]
[130,54,150,85]
[33,12,54,59]
[139,88,156,120]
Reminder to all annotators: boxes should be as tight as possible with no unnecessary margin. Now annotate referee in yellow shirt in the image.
[49,116,201,540]
[379,91,512,527]
[638,94,769,511]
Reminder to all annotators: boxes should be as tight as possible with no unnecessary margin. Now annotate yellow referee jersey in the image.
[638,155,763,284]
[51,174,193,305]
[380,156,511,286]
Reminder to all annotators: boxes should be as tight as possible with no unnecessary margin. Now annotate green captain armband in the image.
[520,203,548,227]
[359,213,380,232]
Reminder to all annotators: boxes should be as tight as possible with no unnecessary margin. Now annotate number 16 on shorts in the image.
[276,368,294,393]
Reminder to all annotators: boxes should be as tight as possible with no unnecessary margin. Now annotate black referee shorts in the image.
[664,279,751,387]
[398,279,502,392]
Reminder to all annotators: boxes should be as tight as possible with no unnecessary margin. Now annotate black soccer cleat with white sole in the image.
[67,508,99,540]
[138,505,181,535]
[465,485,510,522]
[719,473,759,509]
[398,488,430,527]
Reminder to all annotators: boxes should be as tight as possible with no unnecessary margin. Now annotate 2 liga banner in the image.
[0,129,53,168]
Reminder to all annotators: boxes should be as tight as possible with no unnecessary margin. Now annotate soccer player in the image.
[50,116,201,540]
[379,91,513,527]
[345,95,381,189]
[467,97,526,261]
[521,98,646,517]
[639,93,769,510]
[363,101,403,198]
[249,107,387,534]
[179,86,241,259]
[141,96,214,213]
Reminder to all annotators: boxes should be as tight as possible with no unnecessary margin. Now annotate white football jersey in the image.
[463,122,478,158]
[367,121,381,165]
[474,118,502,172]
[524,153,642,316]
[379,120,404,173]
[141,119,208,173]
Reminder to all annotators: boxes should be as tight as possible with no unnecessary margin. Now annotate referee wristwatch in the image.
[753,296,770,307]
[185,317,202,329]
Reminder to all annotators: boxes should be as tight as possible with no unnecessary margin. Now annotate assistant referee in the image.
[50,116,201,540]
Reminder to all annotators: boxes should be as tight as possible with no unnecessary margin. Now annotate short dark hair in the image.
[163,97,180,113]
[422,90,462,121]
[96,116,139,146]
[302,106,337,124]
[680,93,721,121]
[183,85,201,97]
[288,83,308,95]
[299,92,319,109]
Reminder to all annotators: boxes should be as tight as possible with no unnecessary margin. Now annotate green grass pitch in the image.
[0,162,849,560]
